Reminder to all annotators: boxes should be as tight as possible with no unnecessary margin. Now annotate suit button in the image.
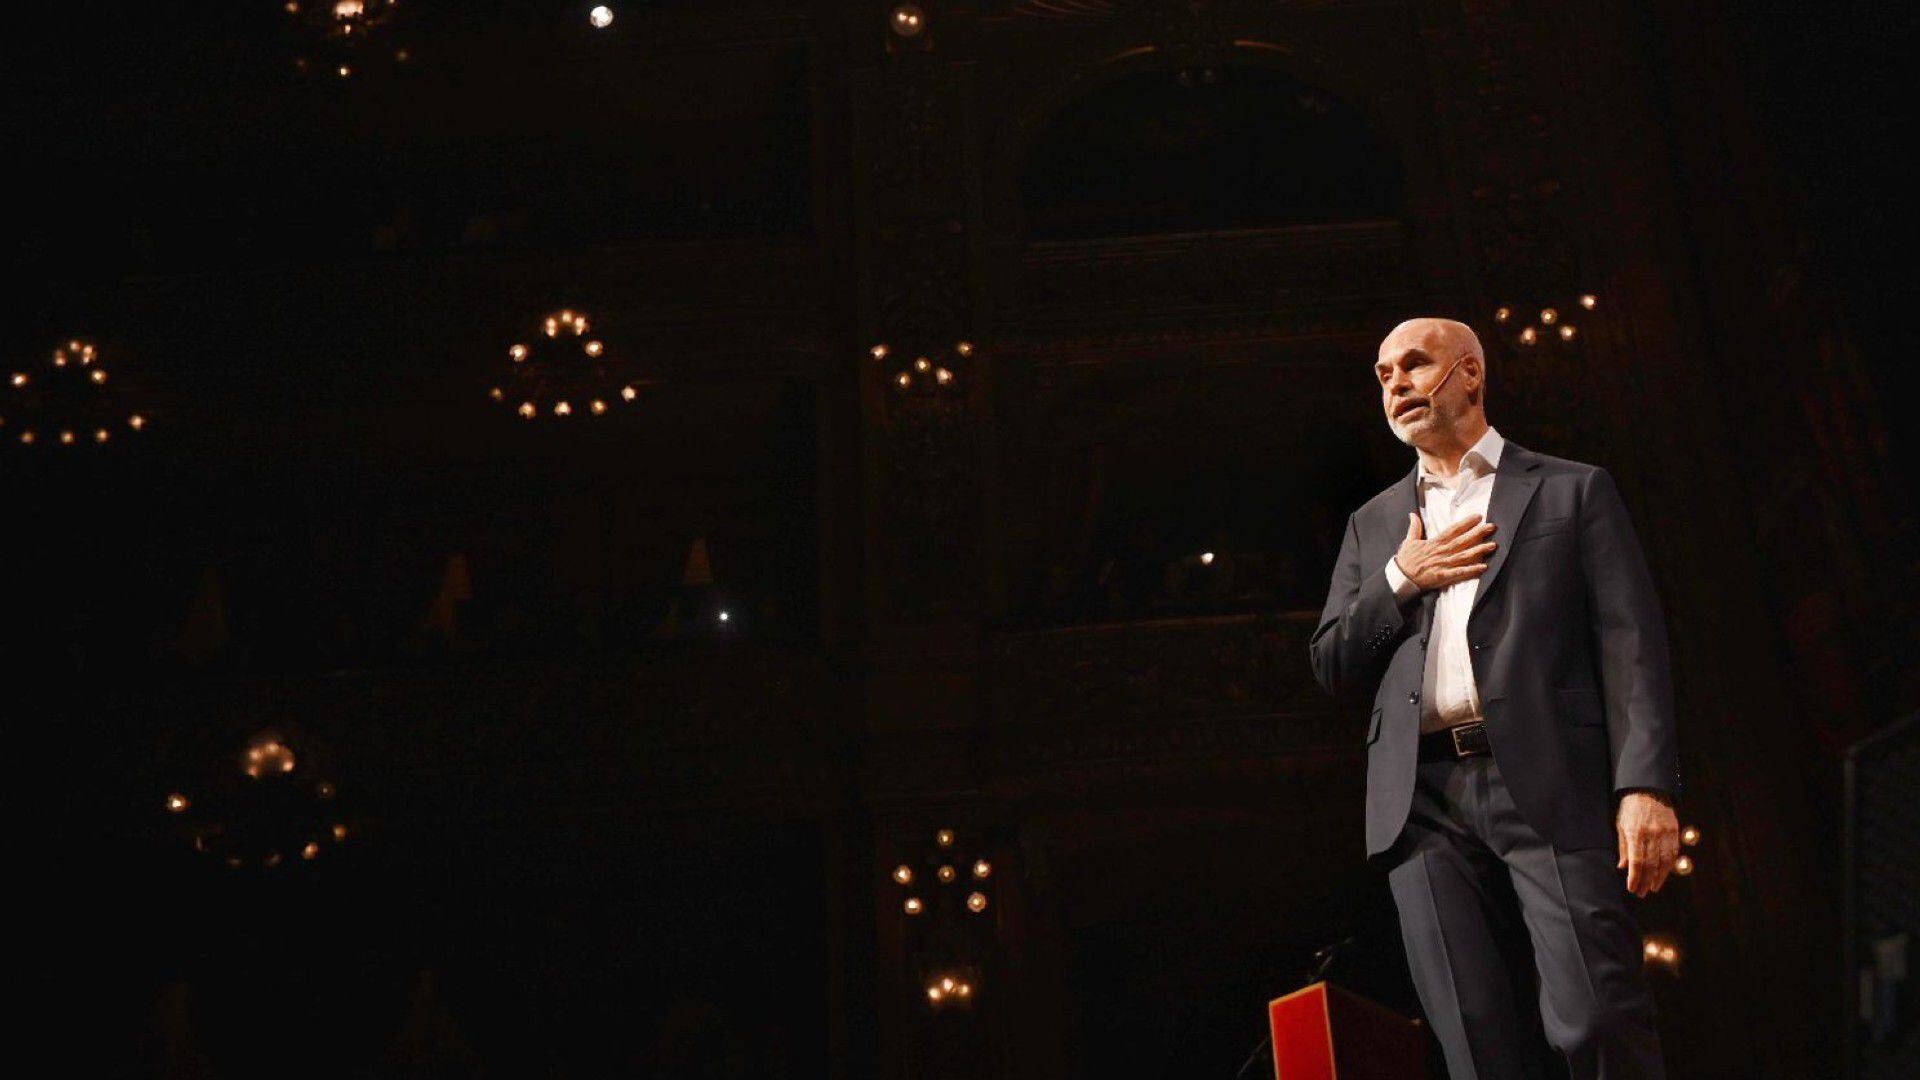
[1419,636,1428,646]
[1472,643,1482,651]
[1408,690,1419,703]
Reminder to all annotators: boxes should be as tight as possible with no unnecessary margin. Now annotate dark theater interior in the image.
[9,2,1918,1077]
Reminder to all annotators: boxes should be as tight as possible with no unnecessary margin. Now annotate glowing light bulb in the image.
[937,864,956,883]
[554,401,572,416]
[895,372,912,389]
[572,316,589,334]
[510,343,529,362]
[940,977,955,991]
[590,5,614,29]
[1580,293,1598,310]
[717,610,731,623]
[620,385,638,401]
[316,782,336,798]
[904,897,923,915]
[59,431,74,445]
[972,859,990,879]
[1680,825,1700,846]
[302,842,321,860]
[967,891,988,913]
[914,356,931,373]
[927,985,944,1001]
[10,373,26,387]
[166,793,190,813]
[890,4,925,37]
[489,387,504,401]
[1539,308,1558,325]
[934,368,953,384]
[956,982,972,998]
[128,414,146,430]
[583,340,604,357]
[94,428,110,443]
[936,828,954,847]
[590,399,607,415]
[544,317,560,337]
[955,340,974,356]
[1519,327,1538,346]
[1199,551,1215,565]
[333,0,363,18]
[18,431,33,444]
[90,368,107,383]
[869,343,889,360]
[518,402,536,418]
[1643,938,1661,959]
[893,864,914,885]
[337,64,352,78]
[1674,855,1693,875]
[1494,306,1512,323]
[1559,324,1577,341]
[331,823,348,841]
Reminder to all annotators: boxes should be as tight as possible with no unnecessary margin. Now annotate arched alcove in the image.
[1015,65,1405,240]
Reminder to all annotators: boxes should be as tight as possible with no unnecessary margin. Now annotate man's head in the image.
[1375,317,1488,450]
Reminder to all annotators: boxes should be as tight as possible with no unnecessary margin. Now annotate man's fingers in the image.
[1648,863,1670,894]
[1437,514,1482,540]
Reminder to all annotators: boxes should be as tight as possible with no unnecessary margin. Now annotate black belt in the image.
[1418,719,1491,761]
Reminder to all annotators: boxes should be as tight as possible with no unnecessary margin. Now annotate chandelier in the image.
[164,731,349,872]
[869,338,972,396]
[3,339,147,449]
[285,0,409,79]
[1494,292,1598,348]
[488,308,651,420]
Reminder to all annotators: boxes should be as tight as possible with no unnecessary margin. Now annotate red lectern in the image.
[1268,981,1431,1079]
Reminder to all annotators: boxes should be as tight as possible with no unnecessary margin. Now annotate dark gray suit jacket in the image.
[1309,437,1682,863]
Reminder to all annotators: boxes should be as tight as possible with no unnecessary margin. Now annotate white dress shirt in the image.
[1383,424,1505,734]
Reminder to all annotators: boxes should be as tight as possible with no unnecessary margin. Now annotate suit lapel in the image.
[1468,438,1542,620]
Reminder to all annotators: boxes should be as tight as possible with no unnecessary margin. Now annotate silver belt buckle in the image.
[1450,720,1485,757]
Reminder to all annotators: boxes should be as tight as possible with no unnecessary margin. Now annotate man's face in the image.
[1375,321,1480,448]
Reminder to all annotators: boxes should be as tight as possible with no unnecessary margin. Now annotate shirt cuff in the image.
[1384,555,1421,604]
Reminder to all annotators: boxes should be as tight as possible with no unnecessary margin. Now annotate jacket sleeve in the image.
[1309,509,1417,705]
[1578,466,1683,802]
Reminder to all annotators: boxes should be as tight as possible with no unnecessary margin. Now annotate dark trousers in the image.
[1384,753,1666,1080]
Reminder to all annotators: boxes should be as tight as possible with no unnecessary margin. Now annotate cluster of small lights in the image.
[1642,935,1682,973]
[1672,822,1700,876]
[890,4,927,37]
[925,972,975,1008]
[869,340,971,394]
[241,737,298,779]
[166,734,348,872]
[1638,824,1702,975]
[491,309,647,420]
[1495,293,1597,347]
[894,826,992,919]
[4,340,148,448]
[286,0,407,78]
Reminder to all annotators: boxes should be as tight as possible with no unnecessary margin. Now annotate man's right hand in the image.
[1395,512,1497,593]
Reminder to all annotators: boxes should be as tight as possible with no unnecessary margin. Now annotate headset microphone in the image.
[1403,351,1470,417]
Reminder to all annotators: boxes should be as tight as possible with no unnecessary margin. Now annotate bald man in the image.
[1309,318,1681,1079]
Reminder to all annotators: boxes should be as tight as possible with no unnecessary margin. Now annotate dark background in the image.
[7,2,1915,1077]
